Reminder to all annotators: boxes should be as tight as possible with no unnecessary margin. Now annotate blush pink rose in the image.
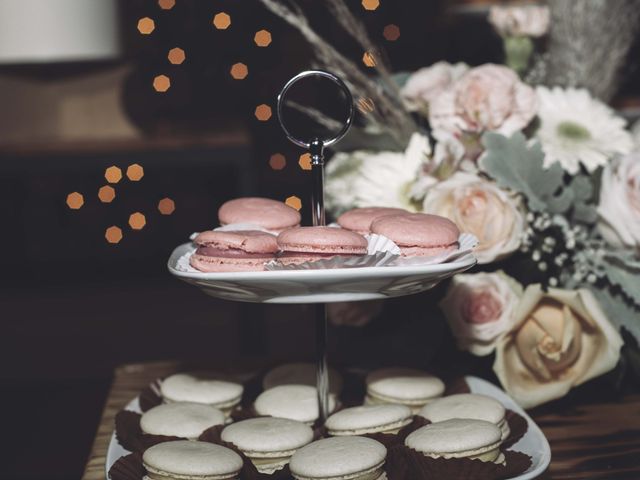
[401,62,469,113]
[440,271,522,356]
[429,64,537,135]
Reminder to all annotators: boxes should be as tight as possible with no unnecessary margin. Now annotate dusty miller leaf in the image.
[602,258,640,308]
[480,132,574,213]
[591,288,640,344]
[568,174,598,224]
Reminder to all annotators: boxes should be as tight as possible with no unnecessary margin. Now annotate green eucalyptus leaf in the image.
[480,132,573,213]
[569,175,594,200]
[572,203,599,224]
[390,71,412,88]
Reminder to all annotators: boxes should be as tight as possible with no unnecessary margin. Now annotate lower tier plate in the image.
[167,243,477,304]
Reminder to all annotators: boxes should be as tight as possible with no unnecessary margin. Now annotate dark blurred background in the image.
[0,1,638,479]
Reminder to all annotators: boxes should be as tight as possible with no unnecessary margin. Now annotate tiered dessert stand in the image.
[168,71,477,422]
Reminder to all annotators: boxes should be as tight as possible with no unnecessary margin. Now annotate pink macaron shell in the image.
[277,226,368,255]
[399,244,458,258]
[193,230,278,254]
[189,253,271,272]
[371,213,460,255]
[218,197,301,232]
[337,207,409,235]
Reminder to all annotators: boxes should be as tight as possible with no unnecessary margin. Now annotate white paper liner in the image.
[175,246,199,273]
[390,233,479,266]
[265,233,399,271]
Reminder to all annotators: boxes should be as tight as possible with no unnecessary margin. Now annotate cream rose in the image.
[440,271,522,356]
[401,62,469,113]
[423,172,526,264]
[597,152,640,249]
[493,286,623,409]
[429,64,537,135]
[488,5,550,38]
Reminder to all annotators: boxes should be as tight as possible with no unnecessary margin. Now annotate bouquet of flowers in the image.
[261,0,640,408]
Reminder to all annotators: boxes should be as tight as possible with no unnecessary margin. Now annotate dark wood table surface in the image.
[82,361,640,480]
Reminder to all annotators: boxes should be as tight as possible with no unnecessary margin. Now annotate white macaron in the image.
[142,440,243,480]
[365,368,445,412]
[263,362,343,394]
[418,393,510,441]
[325,404,413,436]
[290,436,387,480]
[405,418,504,464]
[221,417,314,474]
[140,402,226,440]
[254,385,337,424]
[160,373,243,415]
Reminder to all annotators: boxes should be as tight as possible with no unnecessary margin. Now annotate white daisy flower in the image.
[535,86,633,174]
[325,133,429,215]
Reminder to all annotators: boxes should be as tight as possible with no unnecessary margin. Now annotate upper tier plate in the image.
[168,243,476,304]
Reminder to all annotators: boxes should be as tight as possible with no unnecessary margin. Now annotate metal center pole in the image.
[310,138,330,422]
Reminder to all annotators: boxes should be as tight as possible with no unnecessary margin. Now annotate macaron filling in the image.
[195,246,276,259]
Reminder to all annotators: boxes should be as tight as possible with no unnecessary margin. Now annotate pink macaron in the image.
[371,213,460,257]
[337,207,409,235]
[190,230,279,272]
[276,227,368,265]
[218,197,301,233]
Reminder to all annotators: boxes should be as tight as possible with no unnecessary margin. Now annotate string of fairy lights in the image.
[66,0,398,244]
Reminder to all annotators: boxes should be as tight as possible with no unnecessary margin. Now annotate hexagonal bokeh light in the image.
[298,153,312,171]
[66,192,84,210]
[168,47,186,65]
[358,97,375,114]
[105,226,123,244]
[126,164,144,182]
[269,153,286,170]
[254,30,272,47]
[362,51,376,67]
[105,166,123,184]
[383,24,400,41]
[213,12,231,30]
[158,198,176,215]
[98,185,116,203]
[137,17,155,35]
[158,0,175,10]
[153,75,171,92]
[129,212,147,230]
[230,63,248,80]
[362,0,380,11]
[286,196,302,211]
[255,104,272,121]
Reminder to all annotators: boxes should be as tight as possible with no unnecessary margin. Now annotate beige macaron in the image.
[254,385,337,425]
[140,402,226,440]
[325,404,413,436]
[263,362,343,395]
[160,373,243,417]
[418,393,510,441]
[405,419,505,464]
[142,440,243,480]
[365,368,445,413]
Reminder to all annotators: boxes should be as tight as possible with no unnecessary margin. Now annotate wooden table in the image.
[82,362,640,480]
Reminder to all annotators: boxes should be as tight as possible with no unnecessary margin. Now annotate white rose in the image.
[597,152,640,249]
[423,172,526,264]
[493,286,623,409]
[401,62,469,113]
[326,133,430,214]
[488,5,550,38]
[440,271,522,356]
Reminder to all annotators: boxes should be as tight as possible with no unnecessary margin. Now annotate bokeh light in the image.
[105,166,122,184]
[158,198,176,215]
[254,104,272,121]
[158,0,175,10]
[126,164,144,181]
[129,212,147,230]
[298,153,312,171]
[98,185,116,203]
[254,30,272,47]
[213,12,231,30]
[362,0,380,11]
[286,196,302,211]
[358,97,375,114]
[362,51,377,67]
[230,63,248,80]
[153,75,171,92]
[105,226,123,244]
[383,24,400,41]
[66,192,84,210]
[269,153,286,170]
[168,47,186,65]
[137,17,155,35]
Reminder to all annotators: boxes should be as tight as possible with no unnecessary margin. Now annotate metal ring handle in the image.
[276,70,354,149]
